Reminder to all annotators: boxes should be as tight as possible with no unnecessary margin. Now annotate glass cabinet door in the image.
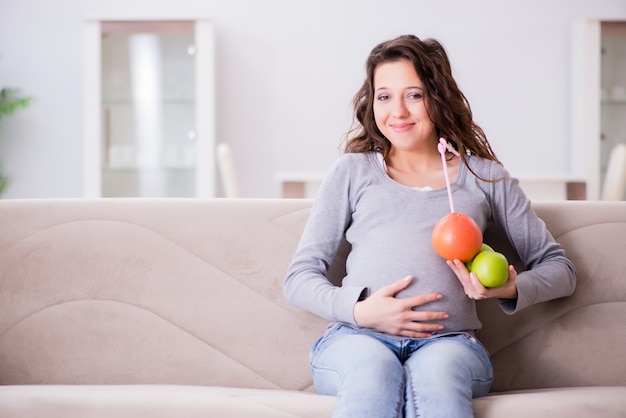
[100,21,197,197]
[600,21,626,198]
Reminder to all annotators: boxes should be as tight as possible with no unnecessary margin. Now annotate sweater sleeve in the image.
[481,162,577,314]
[282,155,367,325]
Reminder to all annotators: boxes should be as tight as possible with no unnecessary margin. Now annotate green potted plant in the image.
[0,87,32,196]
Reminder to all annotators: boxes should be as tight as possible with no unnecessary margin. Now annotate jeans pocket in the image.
[458,334,491,362]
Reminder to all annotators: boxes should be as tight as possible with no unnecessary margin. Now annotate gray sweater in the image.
[283,152,576,334]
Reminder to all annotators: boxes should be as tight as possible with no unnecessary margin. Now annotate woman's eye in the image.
[377,94,390,101]
[407,92,423,100]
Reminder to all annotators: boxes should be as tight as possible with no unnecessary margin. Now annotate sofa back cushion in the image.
[0,198,327,392]
[475,201,626,391]
[1,199,625,393]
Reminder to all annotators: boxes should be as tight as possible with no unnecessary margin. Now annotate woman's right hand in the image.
[353,275,449,338]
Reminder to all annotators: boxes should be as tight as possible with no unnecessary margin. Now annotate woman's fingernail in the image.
[404,275,412,281]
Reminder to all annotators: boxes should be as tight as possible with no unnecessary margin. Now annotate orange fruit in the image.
[432,212,483,262]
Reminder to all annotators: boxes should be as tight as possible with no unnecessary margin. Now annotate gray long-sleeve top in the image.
[283,152,576,334]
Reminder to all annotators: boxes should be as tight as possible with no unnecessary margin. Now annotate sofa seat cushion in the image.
[2,385,625,417]
[473,386,626,418]
[0,384,336,418]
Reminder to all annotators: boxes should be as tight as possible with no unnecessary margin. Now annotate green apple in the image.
[479,243,494,253]
[465,244,494,270]
[469,250,509,288]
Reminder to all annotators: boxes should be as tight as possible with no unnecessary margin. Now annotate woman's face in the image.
[372,59,437,152]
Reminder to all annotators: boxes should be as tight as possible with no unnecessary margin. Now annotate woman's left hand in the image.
[447,260,518,300]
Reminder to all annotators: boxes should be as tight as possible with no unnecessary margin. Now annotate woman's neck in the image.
[385,147,459,189]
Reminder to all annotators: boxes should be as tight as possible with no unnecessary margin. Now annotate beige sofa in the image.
[0,198,625,417]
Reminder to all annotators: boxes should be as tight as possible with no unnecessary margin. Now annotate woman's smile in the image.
[390,122,415,133]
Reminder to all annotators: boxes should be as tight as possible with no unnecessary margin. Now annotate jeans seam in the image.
[404,366,420,418]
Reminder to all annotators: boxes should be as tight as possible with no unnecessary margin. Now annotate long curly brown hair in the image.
[344,34,501,170]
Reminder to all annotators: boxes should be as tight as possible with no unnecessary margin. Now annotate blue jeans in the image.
[310,323,493,418]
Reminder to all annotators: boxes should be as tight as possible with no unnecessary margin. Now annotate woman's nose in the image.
[391,99,409,118]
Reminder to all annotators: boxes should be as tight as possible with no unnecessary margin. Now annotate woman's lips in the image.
[391,123,414,132]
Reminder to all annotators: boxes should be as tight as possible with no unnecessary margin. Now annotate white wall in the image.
[1,0,625,198]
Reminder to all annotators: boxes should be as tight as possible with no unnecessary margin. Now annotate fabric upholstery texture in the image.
[0,198,625,417]
[0,199,327,391]
[477,201,626,392]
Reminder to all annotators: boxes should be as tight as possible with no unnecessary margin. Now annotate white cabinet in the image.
[600,22,626,199]
[83,19,216,198]
[571,19,626,200]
